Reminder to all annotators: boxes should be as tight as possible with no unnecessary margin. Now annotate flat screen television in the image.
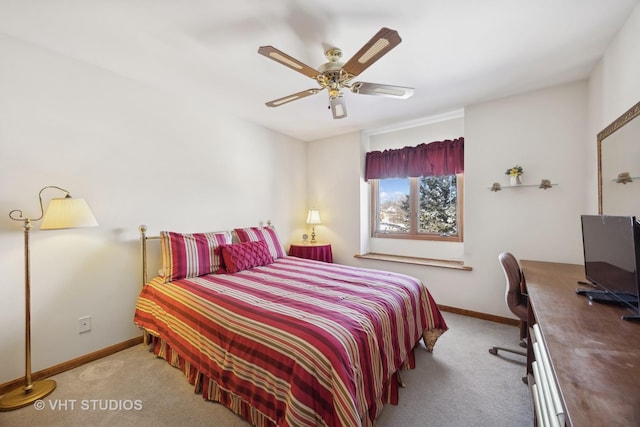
[580,215,640,321]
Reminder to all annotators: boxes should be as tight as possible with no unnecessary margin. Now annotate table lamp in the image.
[306,209,321,244]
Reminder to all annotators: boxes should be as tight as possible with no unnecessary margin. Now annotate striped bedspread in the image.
[134,256,447,427]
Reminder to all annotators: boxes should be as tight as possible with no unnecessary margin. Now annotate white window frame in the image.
[370,174,464,242]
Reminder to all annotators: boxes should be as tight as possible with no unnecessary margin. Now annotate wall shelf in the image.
[489,180,557,192]
[611,175,639,183]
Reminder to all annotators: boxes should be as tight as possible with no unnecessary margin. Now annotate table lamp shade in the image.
[41,197,98,230]
[306,209,321,225]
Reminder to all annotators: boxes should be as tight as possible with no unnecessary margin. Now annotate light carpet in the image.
[0,312,532,426]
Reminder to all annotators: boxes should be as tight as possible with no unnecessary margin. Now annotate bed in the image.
[133,224,448,427]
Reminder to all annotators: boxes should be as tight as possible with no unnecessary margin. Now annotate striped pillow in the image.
[160,231,232,282]
[234,226,286,259]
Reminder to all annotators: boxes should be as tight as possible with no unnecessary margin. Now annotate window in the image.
[365,137,464,242]
[371,174,463,241]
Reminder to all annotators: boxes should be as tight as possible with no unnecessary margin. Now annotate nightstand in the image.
[288,242,333,263]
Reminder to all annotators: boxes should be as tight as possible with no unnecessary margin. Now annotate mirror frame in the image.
[597,100,640,214]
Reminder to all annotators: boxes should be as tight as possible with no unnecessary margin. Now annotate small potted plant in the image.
[505,165,523,185]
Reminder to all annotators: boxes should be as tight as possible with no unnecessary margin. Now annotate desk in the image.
[521,260,640,426]
[288,243,333,263]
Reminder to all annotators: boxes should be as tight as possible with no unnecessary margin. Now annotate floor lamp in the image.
[0,186,98,411]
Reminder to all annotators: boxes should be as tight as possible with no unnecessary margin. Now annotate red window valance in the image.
[365,137,464,181]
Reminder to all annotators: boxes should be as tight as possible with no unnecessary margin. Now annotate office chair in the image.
[489,252,528,358]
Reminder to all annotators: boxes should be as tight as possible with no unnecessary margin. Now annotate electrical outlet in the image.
[78,316,91,333]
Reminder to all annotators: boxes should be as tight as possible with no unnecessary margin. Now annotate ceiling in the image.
[0,0,638,141]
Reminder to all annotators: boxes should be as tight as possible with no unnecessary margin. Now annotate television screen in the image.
[581,215,640,314]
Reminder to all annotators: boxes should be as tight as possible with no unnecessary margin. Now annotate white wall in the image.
[462,82,589,315]
[588,3,640,211]
[307,81,588,317]
[305,132,363,263]
[590,4,640,129]
[0,35,307,383]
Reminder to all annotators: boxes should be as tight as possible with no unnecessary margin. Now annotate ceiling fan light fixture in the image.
[330,95,347,119]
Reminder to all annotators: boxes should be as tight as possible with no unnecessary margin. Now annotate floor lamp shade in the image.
[41,197,99,230]
[0,186,97,412]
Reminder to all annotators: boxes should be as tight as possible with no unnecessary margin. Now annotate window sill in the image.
[354,253,472,271]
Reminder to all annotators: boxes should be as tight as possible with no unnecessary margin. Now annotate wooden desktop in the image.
[521,260,640,426]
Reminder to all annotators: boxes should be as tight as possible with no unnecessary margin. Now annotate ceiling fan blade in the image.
[342,27,402,77]
[258,46,320,79]
[350,82,414,99]
[265,88,322,107]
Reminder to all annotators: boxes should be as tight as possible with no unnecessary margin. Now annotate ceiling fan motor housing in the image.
[324,47,343,62]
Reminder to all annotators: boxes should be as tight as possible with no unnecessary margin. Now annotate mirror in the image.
[598,101,640,215]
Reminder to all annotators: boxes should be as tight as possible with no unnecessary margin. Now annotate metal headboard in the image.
[139,225,160,286]
[138,221,274,286]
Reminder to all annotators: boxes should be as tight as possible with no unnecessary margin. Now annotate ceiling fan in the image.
[258,27,414,119]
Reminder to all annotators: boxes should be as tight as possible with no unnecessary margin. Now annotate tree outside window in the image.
[372,174,463,241]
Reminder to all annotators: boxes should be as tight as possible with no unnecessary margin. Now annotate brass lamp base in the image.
[0,379,56,411]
